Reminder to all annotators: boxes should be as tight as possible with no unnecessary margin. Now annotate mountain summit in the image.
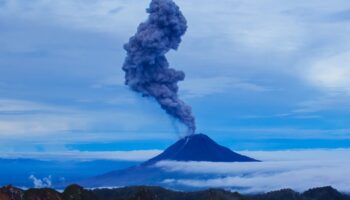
[145,133,258,165]
[79,133,258,189]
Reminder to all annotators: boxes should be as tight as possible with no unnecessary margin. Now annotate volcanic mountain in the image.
[144,133,258,164]
[79,134,258,189]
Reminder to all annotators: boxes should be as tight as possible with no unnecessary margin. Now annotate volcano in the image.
[144,133,258,164]
[79,134,258,189]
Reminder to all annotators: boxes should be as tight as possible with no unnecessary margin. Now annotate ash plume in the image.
[122,0,196,134]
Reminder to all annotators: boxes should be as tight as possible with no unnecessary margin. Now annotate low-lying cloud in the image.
[154,149,350,193]
[29,175,52,188]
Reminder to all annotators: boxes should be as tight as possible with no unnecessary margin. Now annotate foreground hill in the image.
[80,134,258,189]
[1,184,349,200]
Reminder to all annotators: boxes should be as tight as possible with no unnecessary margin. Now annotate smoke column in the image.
[122,0,196,134]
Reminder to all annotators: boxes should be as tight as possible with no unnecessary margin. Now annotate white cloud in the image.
[304,51,350,94]
[0,99,63,113]
[0,117,81,136]
[0,99,86,137]
[239,149,350,161]
[91,75,124,89]
[180,76,268,98]
[0,99,171,142]
[295,51,350,112]
[1,150,161,161]
[177,0,307,53]
[29,175,52,188]
[292,95,350,113]
[206,127,350,140]
[0,0,148,36]
[154,149,350,193]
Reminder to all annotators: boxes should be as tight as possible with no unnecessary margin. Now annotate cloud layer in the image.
[155,149,350,193]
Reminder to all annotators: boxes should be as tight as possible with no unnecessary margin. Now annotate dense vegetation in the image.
[1,184,349,200]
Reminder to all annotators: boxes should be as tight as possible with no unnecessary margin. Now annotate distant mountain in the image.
[1,185,349,200]
[79,133,258,189]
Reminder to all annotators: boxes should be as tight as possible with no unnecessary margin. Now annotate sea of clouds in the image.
[154,149,350,193]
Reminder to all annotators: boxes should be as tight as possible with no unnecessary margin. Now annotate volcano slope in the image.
[80,134,258,189]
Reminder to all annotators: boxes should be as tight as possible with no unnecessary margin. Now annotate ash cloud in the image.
[122,0,196,134]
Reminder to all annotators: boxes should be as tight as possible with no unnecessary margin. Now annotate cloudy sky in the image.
[1,0,350,153]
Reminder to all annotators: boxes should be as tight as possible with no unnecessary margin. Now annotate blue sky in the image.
[2,0,350,154]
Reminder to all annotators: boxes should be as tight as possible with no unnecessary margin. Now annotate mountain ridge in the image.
[2,184,349,200]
